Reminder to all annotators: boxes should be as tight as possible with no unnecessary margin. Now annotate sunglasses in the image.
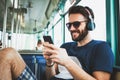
[66,21,86,30]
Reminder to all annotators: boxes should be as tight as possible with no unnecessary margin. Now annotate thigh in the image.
[0,60,12,80]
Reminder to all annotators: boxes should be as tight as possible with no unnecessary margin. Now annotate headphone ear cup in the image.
[84,7,95,30]
[87,21,95,30]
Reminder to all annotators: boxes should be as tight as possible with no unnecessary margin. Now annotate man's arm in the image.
[64,59,111,80]
[46,65,56,80]
[45,62,58,80]
[93,71,111,80]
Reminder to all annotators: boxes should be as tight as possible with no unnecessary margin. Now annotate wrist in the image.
[46,62,55,67]
[64,59,74,68]
[46,59,55,67]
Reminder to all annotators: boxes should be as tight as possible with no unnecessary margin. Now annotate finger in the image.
[43,42,58,50]
[51,58,59,64]
[49,55,58,63]
[43,47,58,55]
[43,53,51,60]
[50,56,61,65]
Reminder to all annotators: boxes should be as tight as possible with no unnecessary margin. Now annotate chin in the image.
[72,37,77,41]
[72,34,78,38]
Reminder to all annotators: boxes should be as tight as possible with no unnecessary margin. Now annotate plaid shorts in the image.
[16,66,37,80]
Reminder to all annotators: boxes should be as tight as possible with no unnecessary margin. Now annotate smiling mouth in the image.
[71,31,79,35]
[71,32,78,38]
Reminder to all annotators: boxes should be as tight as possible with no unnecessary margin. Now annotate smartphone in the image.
[43,35,53,44]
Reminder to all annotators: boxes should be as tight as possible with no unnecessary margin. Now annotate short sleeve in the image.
[91,42,114,73]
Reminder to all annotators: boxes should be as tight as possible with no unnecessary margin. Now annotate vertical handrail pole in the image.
[10,0,15,47]
[2,0,8,48]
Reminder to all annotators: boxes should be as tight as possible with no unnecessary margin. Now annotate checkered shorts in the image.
[16,66,37,80]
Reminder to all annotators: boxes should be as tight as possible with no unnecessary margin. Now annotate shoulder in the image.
[92,40,106,44]
[92,40,114,58]
[91,40,113,55]
[92,40,110,47]
[94,40,110,48]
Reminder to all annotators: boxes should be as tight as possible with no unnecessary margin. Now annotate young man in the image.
[43,5,114,80]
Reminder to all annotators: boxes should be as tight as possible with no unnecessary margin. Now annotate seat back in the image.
[110,66,120,80]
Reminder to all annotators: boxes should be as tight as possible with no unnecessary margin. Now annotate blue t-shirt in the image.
[60,40,114,75]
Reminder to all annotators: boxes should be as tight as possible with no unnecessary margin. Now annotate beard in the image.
[70,28,88,42]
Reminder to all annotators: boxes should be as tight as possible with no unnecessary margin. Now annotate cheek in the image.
[78,23,87,30]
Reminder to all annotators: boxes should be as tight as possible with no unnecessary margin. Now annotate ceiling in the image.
[0,0,67,34]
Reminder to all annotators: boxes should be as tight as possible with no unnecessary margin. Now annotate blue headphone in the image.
[85,8,95,30]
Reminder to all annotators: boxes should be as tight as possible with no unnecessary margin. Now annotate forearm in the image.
[46,62,56,80]
[64,59,96,80]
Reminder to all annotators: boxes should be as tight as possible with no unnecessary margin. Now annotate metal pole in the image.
[2,0,8,48]
[15,0,20,50]
[10,0,15,47]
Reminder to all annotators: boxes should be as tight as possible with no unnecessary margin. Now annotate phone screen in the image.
[43,36,53,44]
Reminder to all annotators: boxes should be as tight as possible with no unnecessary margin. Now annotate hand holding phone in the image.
[43,35,53,44]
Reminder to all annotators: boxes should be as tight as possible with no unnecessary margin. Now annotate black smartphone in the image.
[43,35,53,44]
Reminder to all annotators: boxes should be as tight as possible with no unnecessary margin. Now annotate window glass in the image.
[54,20,63,47]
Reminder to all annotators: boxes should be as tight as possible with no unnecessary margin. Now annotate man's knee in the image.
[0,47,21,61]
[0,47,26,78]
[0,47,16,62]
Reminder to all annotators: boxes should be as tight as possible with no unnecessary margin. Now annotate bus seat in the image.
[21,54,46,80]
[36,56,46,80]
[110,66,120,80]
[22,55,36,74]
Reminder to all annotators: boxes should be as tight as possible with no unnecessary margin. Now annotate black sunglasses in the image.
[66,21,86,30]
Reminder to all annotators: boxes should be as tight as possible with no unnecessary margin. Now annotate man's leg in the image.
[0,47,26,79]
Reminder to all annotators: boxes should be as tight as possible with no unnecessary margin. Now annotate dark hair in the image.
[68,5,94,20]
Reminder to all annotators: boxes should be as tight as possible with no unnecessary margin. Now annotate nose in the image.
[69,24,76,30]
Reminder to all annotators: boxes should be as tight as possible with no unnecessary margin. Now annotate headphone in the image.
[85,7,95,30]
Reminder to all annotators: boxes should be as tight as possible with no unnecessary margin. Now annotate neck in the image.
[77,33,92,47]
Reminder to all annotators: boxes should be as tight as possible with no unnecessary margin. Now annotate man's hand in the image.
[43,42,71,66]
